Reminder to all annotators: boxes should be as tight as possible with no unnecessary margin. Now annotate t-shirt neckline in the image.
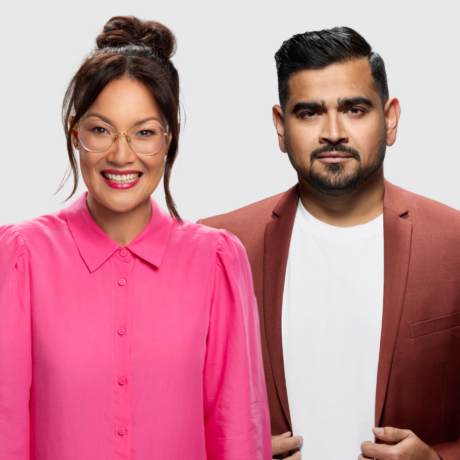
[296,199,383,241]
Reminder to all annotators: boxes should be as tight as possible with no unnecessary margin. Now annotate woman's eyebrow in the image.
[132,116,163,125]
[84,113,163,126]
[84,113,112,124]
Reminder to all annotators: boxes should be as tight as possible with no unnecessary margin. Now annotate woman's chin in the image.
[105,197,146,214]
[89,191,148,215]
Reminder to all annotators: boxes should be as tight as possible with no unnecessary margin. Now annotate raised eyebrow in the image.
[292,101,326,113]
[338,97,374,108]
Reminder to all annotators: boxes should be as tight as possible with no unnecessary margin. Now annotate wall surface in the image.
[1,0,457,224]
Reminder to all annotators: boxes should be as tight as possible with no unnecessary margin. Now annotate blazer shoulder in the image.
[392,186,460,243]
[198,192,284,234]
[398,186,460,222]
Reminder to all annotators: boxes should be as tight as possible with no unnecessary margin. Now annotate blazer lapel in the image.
[375,181,413,426]
[263,184,299,432]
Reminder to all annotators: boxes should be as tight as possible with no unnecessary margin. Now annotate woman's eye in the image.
[92,127,109,135]
[137,130,155,137]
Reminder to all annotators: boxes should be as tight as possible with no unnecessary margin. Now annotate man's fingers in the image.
[271,432,304,456]
[361,440,392,459]
[287,451,301,459]
[373,426,412,443]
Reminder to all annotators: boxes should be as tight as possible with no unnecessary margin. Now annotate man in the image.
[198,28,460,459]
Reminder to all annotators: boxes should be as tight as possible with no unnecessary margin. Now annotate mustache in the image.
[310,144,361,163]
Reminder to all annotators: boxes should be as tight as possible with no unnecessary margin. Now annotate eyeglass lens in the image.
[78,119,165,155]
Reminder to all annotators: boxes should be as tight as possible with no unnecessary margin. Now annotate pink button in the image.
[120,249,127,257]
[118,427,126,436]
[118,278,126,286]
[118,377,127,385]
[118,327,126,335]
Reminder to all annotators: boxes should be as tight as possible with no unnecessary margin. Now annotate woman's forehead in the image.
[88,78,163,125]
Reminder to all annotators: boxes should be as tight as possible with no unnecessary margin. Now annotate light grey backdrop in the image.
[1,0,458,225]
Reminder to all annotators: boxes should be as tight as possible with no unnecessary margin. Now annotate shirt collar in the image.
[66,193,173,273]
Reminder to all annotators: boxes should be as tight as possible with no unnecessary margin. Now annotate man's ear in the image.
[272,105,287,153]
[384,97,401,147]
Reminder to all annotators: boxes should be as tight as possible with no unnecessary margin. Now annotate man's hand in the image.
[272,431,303,459]
[359,427,441,460]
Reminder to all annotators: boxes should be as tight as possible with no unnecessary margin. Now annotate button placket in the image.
[112,255,134,458]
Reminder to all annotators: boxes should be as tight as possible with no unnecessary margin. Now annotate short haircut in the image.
[275,27,389,110]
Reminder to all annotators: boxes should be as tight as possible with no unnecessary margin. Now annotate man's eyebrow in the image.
[292,101,326,113]
[338,97,374,108]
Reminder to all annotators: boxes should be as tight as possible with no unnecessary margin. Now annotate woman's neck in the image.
[86,193,152,247]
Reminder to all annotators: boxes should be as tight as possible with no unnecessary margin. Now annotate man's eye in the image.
[301,111,319,118]
[347,108,364,115]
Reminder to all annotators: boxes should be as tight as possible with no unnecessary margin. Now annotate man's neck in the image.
[299,167,385,228]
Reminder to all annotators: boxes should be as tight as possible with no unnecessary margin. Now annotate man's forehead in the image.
[287,59,378,106]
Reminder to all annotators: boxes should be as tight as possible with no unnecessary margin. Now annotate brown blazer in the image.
[198,181,460,460]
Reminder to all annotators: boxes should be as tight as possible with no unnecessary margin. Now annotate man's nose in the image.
[320,112,348,145]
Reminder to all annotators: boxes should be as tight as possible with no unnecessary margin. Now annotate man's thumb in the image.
[272,431,291,441]
[373,426,412,443]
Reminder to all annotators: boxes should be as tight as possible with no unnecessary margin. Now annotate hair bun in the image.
[96,16,176,59]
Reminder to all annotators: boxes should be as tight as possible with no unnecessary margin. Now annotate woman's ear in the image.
[69,116,79,148]
[167,135,173,154]
[165,123,176,155]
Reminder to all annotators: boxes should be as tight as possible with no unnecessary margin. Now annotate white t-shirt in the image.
[282,199,384,458]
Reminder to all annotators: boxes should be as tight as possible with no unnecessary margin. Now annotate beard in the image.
[286,131,387,197]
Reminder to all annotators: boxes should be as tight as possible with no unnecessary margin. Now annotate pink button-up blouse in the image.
[0,194,271,460]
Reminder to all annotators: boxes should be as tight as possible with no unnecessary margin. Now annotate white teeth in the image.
[104,172,140,183]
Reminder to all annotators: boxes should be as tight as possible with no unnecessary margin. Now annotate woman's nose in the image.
[106,134,137,164]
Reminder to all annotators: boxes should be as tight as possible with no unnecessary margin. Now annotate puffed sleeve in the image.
[203,230,272,459]
[0,226,32,458]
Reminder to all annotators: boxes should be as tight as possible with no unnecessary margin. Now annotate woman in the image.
[0,16,271,459]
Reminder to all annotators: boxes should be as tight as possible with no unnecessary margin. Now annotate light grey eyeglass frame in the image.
[73,119,170,156]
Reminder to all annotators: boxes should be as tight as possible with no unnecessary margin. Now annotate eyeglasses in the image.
[73,119,169,156]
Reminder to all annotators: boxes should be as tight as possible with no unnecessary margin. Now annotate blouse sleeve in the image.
[203,230,272,460]
[0,226,32,459]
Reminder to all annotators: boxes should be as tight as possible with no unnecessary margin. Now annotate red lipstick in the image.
[100,170,143,190]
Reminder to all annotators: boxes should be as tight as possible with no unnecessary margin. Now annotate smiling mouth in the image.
[101,172,142,184]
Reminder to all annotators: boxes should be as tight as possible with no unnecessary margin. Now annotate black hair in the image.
[275,27,389,109]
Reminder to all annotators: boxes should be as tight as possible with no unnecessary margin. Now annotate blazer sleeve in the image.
[431,442,460,460]
[0,226,32,459]
[203,230,272,460]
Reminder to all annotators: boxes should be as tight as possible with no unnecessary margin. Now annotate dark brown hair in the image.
[61,16,181,220]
